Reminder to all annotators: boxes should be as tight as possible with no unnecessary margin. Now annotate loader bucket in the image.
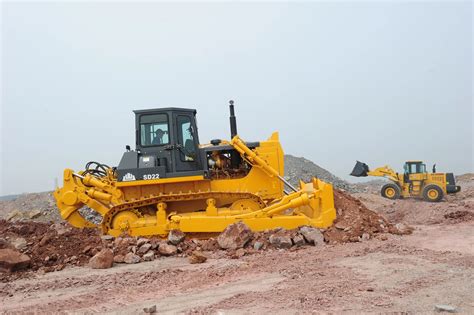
[350,161,369,177]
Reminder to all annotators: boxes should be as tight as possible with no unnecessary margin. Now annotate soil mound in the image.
[323,190,411,244]
[0,220,102,281]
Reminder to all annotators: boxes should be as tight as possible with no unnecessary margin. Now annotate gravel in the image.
[284,154,357,192]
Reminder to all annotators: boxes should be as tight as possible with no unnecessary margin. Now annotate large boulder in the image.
[217,222,253,249]
[136,238,149,247]
[269,234,293,249]
[88,249,114,269]
[0,248,31,272]
[137,243,152,255]
[124,253,141,264]
[168,230,186,245]
[158,244,177,256]
[292,234,306,247]
[113,255,125,263]
[299,226,325,245]
[142,251,155,261]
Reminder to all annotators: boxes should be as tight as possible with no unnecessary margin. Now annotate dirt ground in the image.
[1,175,473,314]
[1,223,472,314]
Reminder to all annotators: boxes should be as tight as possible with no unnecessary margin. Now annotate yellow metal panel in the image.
[115,175,205,187]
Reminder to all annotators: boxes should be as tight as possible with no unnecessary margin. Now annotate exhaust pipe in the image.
[229,100,241,168]
[229,100,238,138]
[350,161,370,177]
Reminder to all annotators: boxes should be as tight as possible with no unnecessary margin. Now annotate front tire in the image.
[381,183,401,200]
[422,185,443,202]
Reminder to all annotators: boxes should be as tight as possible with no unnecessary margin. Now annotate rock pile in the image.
[284,155,356,192]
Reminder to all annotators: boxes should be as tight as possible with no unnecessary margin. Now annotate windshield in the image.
[139,114,169,146]
[407,163,427,174]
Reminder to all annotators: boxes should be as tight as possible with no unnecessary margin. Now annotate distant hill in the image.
[0,194,19,201]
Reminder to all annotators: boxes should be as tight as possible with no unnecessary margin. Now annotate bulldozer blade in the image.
[350,161,369,177]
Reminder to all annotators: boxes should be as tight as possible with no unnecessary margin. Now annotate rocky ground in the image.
[0,159,473,314]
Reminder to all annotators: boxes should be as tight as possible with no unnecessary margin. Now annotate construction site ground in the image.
[1,173,473,314]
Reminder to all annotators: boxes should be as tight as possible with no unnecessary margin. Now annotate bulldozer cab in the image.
[115,108,207,182]
[134,108,201,173]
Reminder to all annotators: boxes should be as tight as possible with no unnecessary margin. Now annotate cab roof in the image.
[406,160,423,163]
[133,108,197,114]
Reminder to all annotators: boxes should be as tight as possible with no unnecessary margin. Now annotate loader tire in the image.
[422,185,443,202]
[381,183,401,200]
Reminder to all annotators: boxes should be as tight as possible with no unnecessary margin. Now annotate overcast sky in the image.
[1,1,472,195]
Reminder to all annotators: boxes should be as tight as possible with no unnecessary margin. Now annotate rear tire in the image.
[381,183,401,200]
[422,185,443,202]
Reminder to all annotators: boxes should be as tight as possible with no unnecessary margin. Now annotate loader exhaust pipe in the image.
[229,100,238,138]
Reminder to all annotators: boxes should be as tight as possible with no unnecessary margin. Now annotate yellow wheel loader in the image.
[54,101,336,237]
[350,161,461,202]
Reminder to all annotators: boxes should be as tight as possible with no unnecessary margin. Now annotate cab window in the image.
[177,115,195,161]
[140,114,169,146]
[419,164,426,173]
[407,163,426,174]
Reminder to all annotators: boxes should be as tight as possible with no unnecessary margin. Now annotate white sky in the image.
[1,1,473,195]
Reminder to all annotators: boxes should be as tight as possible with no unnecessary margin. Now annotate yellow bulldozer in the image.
[54,101,336,237]
[350,161,461,202]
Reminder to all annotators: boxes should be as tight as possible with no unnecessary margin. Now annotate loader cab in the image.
[403,161,427,183]
[404,161,427,174]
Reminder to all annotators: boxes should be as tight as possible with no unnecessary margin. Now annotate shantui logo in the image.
[122,173,136,181]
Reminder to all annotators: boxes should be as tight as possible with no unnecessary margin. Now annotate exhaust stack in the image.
[229,100,241,168]
[229,100,238,139]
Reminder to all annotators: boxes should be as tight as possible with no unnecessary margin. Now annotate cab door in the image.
[406,163,426,195]
[173,113,199,172]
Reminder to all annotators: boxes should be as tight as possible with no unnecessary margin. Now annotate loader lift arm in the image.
[350,161,398,182]
[366,166,399,182]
